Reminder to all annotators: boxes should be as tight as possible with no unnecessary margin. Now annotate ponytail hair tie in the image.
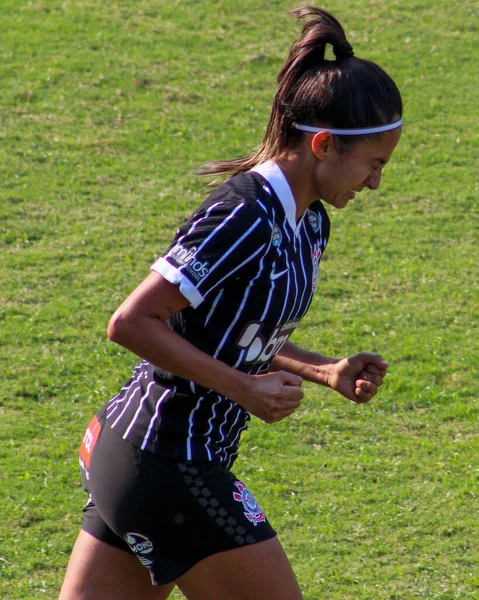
[333,40,354,60]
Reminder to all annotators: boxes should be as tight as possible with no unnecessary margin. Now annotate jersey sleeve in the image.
[151,199,269,308]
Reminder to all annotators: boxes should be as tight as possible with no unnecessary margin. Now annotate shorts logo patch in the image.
[233,481,266,526]
[124,532,154,568]
[79,415,102,471]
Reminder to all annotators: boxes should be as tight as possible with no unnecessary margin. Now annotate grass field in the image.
[1,0,478,598]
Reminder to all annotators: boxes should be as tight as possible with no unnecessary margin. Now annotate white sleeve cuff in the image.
[151,257,204,309]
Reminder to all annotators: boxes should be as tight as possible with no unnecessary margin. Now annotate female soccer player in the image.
[59,6,402,600]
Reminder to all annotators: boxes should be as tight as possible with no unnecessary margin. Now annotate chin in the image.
[320,194,350,209]
[332,197,350,209]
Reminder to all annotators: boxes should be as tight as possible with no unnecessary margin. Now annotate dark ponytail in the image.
[200,6,402,179]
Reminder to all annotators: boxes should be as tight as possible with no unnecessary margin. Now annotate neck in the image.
[275,151,318,222]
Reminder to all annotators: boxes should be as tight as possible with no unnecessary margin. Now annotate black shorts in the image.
[78,414,276,585]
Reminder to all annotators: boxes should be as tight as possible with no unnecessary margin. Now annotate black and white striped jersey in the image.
[103,161,330,468]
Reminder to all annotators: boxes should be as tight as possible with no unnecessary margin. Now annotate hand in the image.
[234,370,304,423]
[327,353,388,404]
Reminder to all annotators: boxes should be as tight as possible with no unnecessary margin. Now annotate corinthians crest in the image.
[233,481,266,526]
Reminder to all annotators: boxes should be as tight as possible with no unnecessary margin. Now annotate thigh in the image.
[59,529,175,600]
[87,424,278,585]
[176,536,303,600]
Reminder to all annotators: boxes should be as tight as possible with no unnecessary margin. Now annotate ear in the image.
[311,131,334,160]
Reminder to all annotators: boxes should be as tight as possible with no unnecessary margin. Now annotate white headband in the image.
[293,119,403,136]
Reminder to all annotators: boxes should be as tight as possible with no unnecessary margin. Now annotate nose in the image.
[364,173,382,190]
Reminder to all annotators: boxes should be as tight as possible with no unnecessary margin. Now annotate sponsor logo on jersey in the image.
[237,319,300,364]
[271,224,282,247]
[168,243,210,282]
[124,532,155,568]
[308,210,321,232]
[233,481,266,526]
[311,243,322,292]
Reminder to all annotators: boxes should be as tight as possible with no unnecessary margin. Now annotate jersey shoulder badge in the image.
[307,209,321,233]
[311,243,323,292]
[271,223,282,247]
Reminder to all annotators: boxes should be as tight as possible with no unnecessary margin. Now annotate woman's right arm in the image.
[107,270,304,423]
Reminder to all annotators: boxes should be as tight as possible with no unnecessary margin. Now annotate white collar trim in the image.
[251,161,297,231]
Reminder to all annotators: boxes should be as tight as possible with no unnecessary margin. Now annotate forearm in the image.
[271,342,339,387]
[108,312,249,403]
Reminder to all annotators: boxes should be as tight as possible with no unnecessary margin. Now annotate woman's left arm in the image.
[270,342,388,404]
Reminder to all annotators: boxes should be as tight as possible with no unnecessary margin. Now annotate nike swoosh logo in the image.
[271,268,289,280]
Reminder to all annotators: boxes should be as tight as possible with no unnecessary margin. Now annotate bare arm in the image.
[107,271,304,423]
[270,342,339,385]
[271,341,388,404]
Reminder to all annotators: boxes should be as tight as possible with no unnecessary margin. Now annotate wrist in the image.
[220,369,252,405]
[313,357,340,388]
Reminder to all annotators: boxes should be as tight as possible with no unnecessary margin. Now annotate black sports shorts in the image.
[79,413,277,585]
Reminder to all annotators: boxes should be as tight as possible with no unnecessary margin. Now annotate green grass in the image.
[1,0,478,598]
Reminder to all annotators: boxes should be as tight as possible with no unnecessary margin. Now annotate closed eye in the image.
[372,162,387,174]
[373,159,387,171]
